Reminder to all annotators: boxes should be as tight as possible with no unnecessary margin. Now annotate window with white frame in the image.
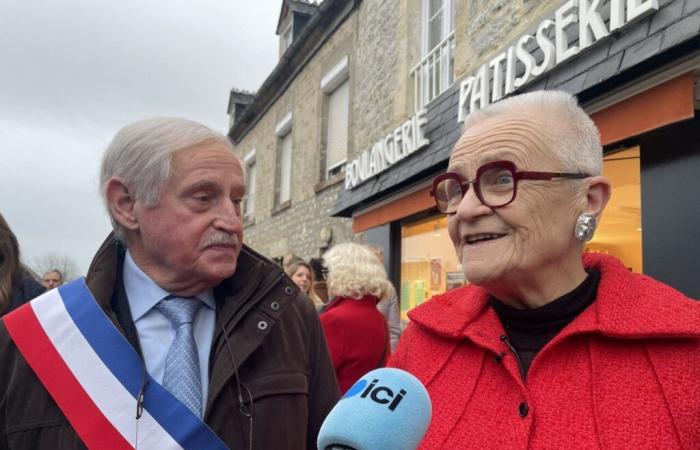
[275,113,293,206]
[412,0,456,110]
[321,56,350,180]
[423,0,454,56]
[243,150,256,221]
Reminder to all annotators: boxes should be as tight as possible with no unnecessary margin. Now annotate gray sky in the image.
[0,0,281,275]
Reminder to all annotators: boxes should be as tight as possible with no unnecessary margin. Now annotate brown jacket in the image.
[0,236,340,449]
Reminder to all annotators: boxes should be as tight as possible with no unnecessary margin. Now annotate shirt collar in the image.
[123,250,215,321]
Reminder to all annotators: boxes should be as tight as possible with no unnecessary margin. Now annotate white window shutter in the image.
[326,80,349,176]
[279,133,292,203]
[245,161,256,218]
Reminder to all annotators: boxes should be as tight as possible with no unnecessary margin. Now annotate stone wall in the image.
[454,0,562,80]
[233,10,359,262]
[233,0,573,260]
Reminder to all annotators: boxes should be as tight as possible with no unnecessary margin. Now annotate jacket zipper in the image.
[500,334,526,381]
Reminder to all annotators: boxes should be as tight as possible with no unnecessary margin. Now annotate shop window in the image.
[586,146,643,272]
[400,215,463,321]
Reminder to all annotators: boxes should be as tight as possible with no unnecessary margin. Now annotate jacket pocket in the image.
[243,370,309,402]
[5,419,85,450]
[211,370,311,450]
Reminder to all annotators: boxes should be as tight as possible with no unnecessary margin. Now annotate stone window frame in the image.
[320,55,350,179]
[273,112,293,213]
[243,149,256,225]
[281,21,293,55]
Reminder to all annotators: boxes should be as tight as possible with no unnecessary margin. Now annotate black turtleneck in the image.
[489,269,600,378]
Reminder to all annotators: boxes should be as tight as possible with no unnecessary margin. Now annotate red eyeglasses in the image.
[430,160,589,213]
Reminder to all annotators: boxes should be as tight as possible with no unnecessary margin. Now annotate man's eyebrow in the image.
[182,180,219,194]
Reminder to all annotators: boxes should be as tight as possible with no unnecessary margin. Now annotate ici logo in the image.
[343,378,406,411]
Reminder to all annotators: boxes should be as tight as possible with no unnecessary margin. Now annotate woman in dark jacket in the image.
[319,243,392,393]
[0,214,45,315]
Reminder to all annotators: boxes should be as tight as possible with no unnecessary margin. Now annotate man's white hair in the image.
[324,242,393,301]
[100,117,242,242]
[463,90,602,175]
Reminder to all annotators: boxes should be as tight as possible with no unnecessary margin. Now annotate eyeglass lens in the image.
[435,166,516,213]
[479,166,515,207]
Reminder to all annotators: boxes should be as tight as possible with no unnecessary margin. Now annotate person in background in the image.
[309,257,329,305]
[284,259,323,310]
[320,243,392,393]
[42,269,63,289]
[389,90,700,448]
[367,245,402,352]
[0,118,339,449]
[0,214,45,316]
[282,253,302,268]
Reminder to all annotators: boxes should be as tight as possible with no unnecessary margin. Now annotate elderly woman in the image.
[0,214,45,315]
[389,91,700,448]
[320,243,392,393]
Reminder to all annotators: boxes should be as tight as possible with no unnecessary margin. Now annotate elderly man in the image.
[0,118,340,449]
[42,270,63,289]
[390,91,699,448]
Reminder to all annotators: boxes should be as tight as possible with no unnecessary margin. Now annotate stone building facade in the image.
[229,0,700,303]
[228,0,361,262]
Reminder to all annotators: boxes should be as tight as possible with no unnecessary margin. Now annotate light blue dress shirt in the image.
[123,251,216,416]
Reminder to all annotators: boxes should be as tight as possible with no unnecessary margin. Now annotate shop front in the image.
[332,0,700,316]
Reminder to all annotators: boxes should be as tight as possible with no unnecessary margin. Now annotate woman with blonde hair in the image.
[0,214,45,315]
[284,259,324,309]
[367,244,403,351]
[320,242,392,393]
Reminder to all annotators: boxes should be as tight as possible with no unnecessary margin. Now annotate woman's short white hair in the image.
[324,242,393,301]
[463,90,603,175]
[100,117,240,242]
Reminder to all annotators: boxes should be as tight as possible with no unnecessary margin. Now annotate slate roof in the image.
[332,0,700,217]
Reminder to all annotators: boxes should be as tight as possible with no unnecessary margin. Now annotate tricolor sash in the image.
[2,279,229,450]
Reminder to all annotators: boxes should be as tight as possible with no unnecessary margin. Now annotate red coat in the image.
[389,254,700,449]
[320,295,389,393]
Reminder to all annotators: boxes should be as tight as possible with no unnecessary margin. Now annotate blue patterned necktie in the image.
[156,296,203,418]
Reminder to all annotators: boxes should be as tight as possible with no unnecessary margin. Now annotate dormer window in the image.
[282,23,293,54]
[276,0,319,58]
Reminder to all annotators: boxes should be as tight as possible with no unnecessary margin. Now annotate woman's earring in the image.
[575,213,597,242]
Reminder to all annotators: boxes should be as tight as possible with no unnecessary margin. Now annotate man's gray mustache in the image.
[199,233,239,249]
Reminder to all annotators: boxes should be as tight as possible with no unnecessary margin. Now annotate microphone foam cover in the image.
[317,368,431,450]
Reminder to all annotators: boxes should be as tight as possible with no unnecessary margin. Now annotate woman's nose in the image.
[454,184,492,222]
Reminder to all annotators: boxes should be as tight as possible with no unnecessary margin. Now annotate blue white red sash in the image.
[2,279,229,450]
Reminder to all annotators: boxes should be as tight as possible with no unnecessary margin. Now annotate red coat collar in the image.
[409,253,700,345]
[324,294,379,312]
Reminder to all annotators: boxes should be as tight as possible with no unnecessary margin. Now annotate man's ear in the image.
[584,175,612,221]
[104,177,139,231]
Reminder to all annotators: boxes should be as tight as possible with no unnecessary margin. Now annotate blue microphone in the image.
[317,368,432,450]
